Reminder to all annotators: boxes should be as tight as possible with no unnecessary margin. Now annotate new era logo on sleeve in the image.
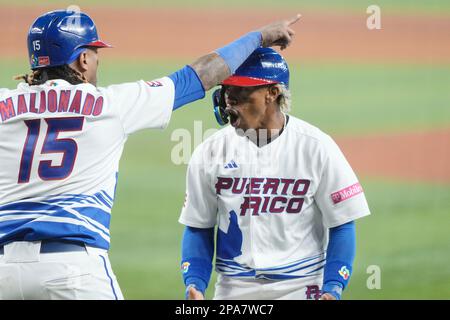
[331,182,363,204]
[224,160,238,169]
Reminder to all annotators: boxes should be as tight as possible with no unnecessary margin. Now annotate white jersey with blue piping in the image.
[0,78,174,249]
[179,115,371,280]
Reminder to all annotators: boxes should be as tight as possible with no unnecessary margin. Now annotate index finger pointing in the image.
[287,13,301,26]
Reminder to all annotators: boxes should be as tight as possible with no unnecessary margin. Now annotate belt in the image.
[0,240,86,255]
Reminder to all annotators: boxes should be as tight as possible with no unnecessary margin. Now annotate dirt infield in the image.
[1,5,449,183]
[336,128,450,183]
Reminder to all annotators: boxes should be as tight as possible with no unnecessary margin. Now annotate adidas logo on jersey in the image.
[224,160,238,169]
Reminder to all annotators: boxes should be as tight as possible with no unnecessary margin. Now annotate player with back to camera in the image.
[179,48,371,300]
[0,9,300,299]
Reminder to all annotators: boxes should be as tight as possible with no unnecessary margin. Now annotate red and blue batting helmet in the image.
[213,47,290,125]
[221,47,290,89]
[27,10,111,70]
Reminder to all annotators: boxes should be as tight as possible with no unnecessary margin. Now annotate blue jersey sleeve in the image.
[168,65,206,110]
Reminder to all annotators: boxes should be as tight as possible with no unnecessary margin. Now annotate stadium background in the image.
[0,0,449,299]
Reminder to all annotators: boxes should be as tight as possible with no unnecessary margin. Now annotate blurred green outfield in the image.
[2,58,449,299]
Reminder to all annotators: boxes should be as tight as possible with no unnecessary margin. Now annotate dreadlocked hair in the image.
[14,65,87,86]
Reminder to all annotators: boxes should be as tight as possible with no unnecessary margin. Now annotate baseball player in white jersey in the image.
[0,9,301,299]
[179,48,371,300]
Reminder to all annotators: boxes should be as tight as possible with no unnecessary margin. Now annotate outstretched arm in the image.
[169,14,301,110]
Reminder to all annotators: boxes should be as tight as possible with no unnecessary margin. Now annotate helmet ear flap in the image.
[213,87,229,126]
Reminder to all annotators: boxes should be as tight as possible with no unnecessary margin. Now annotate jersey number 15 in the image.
[18,117,85,183]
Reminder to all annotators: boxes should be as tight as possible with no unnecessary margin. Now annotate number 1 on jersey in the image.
[18,117,84,183]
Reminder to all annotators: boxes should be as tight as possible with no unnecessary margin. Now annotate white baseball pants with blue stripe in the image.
[213,274,323,300]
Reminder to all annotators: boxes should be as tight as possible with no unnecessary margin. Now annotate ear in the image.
[265,85,281,103]
[76,51,89,72]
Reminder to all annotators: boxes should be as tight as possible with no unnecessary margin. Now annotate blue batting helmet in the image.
[27,10,111,70]
[221,47,290,89]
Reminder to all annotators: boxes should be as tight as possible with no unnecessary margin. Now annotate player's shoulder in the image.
[0,87,9,99]
[287,115,334,144]
[287,115,345,160]
[0,82,41,101]
[98,77,173,93]
[0,82,29,98]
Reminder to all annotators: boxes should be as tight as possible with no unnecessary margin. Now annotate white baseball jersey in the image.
[179,115,371,280]
[0,78,174,249]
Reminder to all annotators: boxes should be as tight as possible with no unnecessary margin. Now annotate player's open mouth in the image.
[225,108,240,127]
